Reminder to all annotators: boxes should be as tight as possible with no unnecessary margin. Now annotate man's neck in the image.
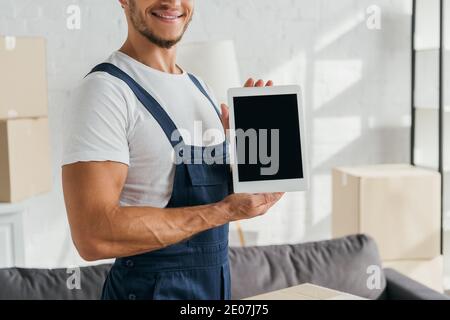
[119,34,182,75]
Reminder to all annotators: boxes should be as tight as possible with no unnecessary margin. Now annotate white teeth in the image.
[154,13,181,19]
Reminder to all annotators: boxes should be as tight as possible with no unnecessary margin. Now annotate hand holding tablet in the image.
[224,83,309,193]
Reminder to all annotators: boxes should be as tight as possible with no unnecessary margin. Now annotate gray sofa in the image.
[0,234,448,300]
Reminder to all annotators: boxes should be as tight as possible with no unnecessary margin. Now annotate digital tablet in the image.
[227,85,309,193]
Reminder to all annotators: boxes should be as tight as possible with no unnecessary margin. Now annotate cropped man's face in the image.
[124,0,194,49]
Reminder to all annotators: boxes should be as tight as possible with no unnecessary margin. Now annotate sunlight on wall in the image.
[311,173,332,227]
[314,12,365,52]
[367,115,412,129]
[261,53,306,86]
[312,117,362,168]
[313,60,363,110]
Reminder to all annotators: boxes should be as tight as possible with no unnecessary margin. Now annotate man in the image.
[62,0,283,300]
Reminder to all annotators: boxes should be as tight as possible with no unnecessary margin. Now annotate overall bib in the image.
[88,63,232,300]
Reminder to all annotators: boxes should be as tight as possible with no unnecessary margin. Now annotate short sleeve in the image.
[61,73,131,166]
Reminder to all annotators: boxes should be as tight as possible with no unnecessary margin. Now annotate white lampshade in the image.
[177,40,241,104]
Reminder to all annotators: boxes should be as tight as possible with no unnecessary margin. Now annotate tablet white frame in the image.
[227,85,309,193]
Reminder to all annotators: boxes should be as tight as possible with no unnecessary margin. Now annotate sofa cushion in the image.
[0,264,111,300]
[0,235,385,300]
[229,234,386,300]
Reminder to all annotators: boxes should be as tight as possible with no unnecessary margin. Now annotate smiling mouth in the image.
[151,12,184,21]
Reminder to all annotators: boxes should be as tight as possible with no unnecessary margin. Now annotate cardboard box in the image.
[383,256,444,293]
[0,118,52,202]
[332,164,441,260]
[243,283,366,300]
[0,36,48,119]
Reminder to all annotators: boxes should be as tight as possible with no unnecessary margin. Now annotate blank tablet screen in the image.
[233,94,304,182]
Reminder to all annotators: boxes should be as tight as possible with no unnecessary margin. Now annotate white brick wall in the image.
[0,0,411,267]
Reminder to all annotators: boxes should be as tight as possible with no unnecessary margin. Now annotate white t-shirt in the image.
[62,51,225,208]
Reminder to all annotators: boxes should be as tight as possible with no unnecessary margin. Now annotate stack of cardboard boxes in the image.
[332,164,443,292]
[0,36,51,203]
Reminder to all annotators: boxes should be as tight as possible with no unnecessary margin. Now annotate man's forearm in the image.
[89,202,230,260]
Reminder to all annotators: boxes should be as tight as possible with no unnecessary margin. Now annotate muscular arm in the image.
[62,161,282,261]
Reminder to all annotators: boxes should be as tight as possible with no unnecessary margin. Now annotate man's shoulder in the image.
[67,65,138,119]
[74,67,135,102]
[81,68,127,90]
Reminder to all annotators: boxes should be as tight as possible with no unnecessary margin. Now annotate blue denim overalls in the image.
[88,63,231,300]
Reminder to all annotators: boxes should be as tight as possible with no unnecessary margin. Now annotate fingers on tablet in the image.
[244,78,273,87]
[255,79,265,87]
[244,78,254,87]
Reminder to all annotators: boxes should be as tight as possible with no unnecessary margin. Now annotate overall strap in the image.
[88,63,182,147]
[187,73,221,118]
